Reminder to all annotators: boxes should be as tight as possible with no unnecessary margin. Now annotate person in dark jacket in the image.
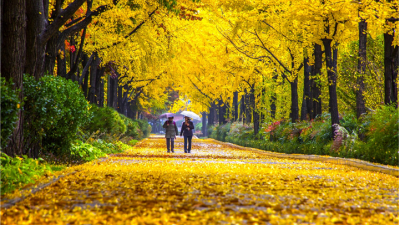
[163,116,178,153]
[180,116,194,153]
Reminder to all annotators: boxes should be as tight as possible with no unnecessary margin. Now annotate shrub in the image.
[0,153,50,194]
[1,77,20,149]
[83,105,126,137]
[136,119,151,138]
[128,139,139,146]
[120,115,140,139]
[70,140,106,162]
[23,75,91,155]
[360,104,399,165]
[91,139,121,154]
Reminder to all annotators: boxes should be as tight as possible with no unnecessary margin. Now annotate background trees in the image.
[1,0,398,156]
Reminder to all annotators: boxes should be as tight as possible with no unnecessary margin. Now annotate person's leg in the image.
[188,136,192,153]
[171,138,175,153]
[166,138,170,153]
[184,136,188,153]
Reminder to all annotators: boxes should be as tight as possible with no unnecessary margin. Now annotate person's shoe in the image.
[171,150,174,153]
[167,150,170,153]
[184,151,187,153]
[188,150,191,153]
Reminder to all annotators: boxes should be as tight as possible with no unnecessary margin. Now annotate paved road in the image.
[1,138,398,224]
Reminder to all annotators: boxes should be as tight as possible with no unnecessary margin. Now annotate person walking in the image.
[163,116,178,153]
[180,116,194,153]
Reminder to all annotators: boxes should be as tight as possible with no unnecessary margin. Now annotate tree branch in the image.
[97,7,158,51]
[78,53,94,85]
[56,4,109,49]
[122,71,164,105]
[188,78,213,101]
[41,0,86,45]
[254,30,292,75]
[66,27,87,79]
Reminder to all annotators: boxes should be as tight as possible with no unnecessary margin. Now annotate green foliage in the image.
[0,153,50,194]
[1,77,20,149]
[136,119,152,138]
[128,139,139,146]
[91,139,124,154]
[23,75,91,154]
[210,123,232,142]
[120,114,140,139]
[70,140,107,162]
[210,109,399,166]
[358,104,399,165]
[195,122,202,131]
[83,105,126,137]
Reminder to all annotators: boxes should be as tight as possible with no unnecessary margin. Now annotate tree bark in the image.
[57,42,66,77]
[25,0,46,79]
[384,31,398,105]
[323,39,340,137]
[122,84,128,115]
[250,92,260,137]
[202,112,207,136]
[118,84,123,113]
[356,19,367,118]
[245,92,251,124]
[88,53,100,104]
[1,0,26,155]
[301,56,312,121]
[218,99,227,124]
[81,54,89,98]
[95,66,105,106]
[311,44,322,119]
[233,91,238,121]
[289,77,299,123]
[112,75,118,110]
[208,102,215,127]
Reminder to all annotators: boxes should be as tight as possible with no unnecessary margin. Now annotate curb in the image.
[210,139,399,177]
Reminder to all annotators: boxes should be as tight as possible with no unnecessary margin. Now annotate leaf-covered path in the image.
[2,138,398,224]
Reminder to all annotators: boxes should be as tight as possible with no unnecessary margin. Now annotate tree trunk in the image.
[118,84,123,113]
[311,43,322,119]
[202,112,207,136]
[98,68,105,107]
[57,42,66,77]
[44,34,58,75]
[88,53,99,104]
[112,75,118,110]
[44,1,61,75]
[356,19,367,118]
[250,92,259,137]
[233,91,238,121]
[323,39,340,137]
[122,84,128,115]
[384,31,398,105]
[81,54,89,98]
[218,99,227,124]
[208,102,215,127]
[289,77,299,123]
[301,56,312,121]
[95,66,105,106]
[245,92,251,124]
[68,34,77,80]
[25,0,46,79]
[1,0,26,156]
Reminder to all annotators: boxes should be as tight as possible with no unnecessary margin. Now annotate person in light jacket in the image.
[163,116,178,153]
[180,116,194,153]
